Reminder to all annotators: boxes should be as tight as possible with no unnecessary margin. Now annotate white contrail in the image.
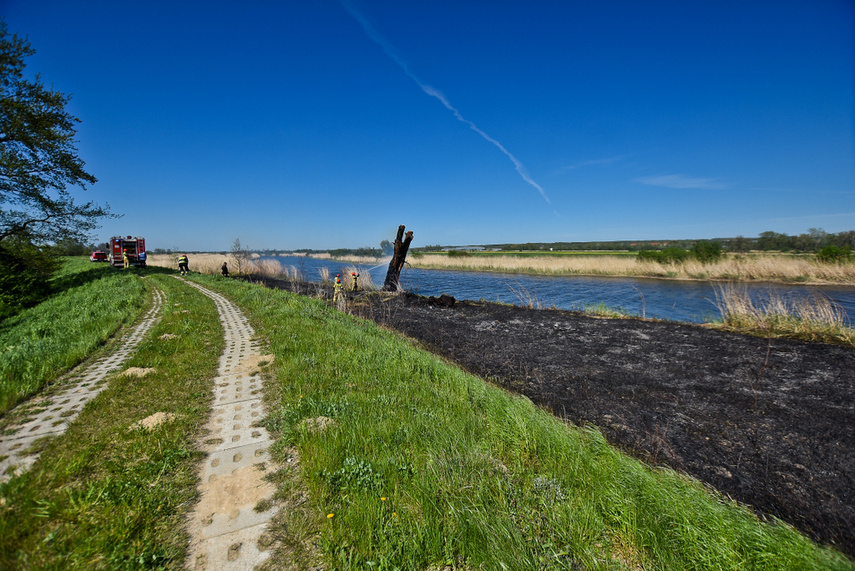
[340,1,551,206]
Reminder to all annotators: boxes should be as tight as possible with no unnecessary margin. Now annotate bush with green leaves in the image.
[636,247,691,264]
[691,240,723,263]
[637,242,723,265]
[0,237,61,318]
[817,245,852,264]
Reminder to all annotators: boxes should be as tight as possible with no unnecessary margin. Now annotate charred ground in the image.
[252,276,855,557]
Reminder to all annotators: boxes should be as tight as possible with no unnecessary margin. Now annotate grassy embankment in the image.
[1,260,851,568]
[199,274,851,570]
[0,265,223,568]
[0,258,148,414]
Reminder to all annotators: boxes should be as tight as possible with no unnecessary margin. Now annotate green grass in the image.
[0,273,222,569]
[1,266,850,569]
[192,275,852,570]
[0,258,148,414]
[582,302,638,320]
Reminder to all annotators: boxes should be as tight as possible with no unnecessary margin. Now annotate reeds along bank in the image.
[407,253,855,283]
[145,254,279,277]
[145,254,378,289]
[713,283,854,346]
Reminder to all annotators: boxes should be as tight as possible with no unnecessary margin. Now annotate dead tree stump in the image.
[383,225,414,291]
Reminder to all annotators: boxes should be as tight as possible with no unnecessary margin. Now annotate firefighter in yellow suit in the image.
[333,274,343,303]
[351,271,359,292]
[122,249,129,269]
[178,254,189,275]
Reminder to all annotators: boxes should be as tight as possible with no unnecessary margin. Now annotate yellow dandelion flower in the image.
[380,497,387,501]
[392,512,397,517]
[327,513,334,519]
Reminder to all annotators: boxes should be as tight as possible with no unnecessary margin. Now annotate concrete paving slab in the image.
[189,524,272,571]
[181,278,280,571]
[198,501,276,540]
[201,442,271,480]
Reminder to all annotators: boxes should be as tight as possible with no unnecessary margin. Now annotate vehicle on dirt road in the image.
[108,236,147,268]
[89,250,108,262]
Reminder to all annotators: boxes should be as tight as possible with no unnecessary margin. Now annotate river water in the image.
[262,256,855,325]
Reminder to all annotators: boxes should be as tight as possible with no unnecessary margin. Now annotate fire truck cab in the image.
[109,236,146,268]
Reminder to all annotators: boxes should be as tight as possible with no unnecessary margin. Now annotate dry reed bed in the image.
[146,254,377,289]
[407,254,855,284]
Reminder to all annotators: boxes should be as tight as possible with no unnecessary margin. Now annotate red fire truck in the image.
[109,236,146,268]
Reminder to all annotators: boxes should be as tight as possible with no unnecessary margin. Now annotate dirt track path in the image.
[0,281,165,483]
[180,278,279,570]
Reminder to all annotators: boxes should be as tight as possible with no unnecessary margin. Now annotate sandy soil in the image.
[134,412,176,430]
[251,276,855,557]
[120,367,156,378]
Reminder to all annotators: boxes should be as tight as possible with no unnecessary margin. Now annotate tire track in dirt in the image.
[0,281,165,483]
[180,278,279,571]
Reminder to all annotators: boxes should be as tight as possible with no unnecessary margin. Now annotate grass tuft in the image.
[712,283,854,346]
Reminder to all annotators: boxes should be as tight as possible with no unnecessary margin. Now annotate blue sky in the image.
[4,0,854,251]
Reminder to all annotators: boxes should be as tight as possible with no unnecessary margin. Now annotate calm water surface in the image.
[263,256,855,324]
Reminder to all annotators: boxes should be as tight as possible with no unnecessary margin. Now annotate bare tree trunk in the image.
[383,225,414,291]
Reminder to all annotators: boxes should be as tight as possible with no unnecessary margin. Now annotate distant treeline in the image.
[133,228,854,258]
[464,228,855,254]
